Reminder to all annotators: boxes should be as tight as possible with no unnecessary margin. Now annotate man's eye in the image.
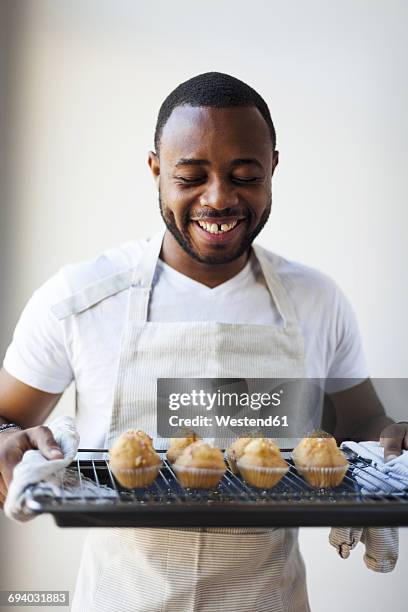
[176,177,205,184]
[233,177,261,183]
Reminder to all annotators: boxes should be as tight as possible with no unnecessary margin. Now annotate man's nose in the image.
[199,178,239,210]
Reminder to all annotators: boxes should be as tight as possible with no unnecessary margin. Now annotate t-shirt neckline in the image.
[156,252,254,294]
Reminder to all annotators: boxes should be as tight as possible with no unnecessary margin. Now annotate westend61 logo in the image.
[156,378,325,439]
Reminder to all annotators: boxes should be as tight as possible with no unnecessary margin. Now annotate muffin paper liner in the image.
[110,463,161,488]
[173,465,226,489]
[237,462,289,488]
[294,464,349,488]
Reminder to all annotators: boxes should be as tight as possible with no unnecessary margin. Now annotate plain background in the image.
[0,1,407,611]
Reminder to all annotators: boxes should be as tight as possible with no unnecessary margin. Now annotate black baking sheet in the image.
[24,450,408,528]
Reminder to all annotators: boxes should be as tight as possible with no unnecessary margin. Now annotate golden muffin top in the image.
[129,429,154,447]
[174,441,225,470]
[238,438,288,469]
[166,430,202,463]
[110,430,161,469]
[226,437,253,461]
[292,434,348,468]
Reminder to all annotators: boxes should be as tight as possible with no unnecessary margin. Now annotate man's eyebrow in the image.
[175,158,209,167]
[174,158,264,169]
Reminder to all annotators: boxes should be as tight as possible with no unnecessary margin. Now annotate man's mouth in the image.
[189,216,247,240]
[196,219,239,234]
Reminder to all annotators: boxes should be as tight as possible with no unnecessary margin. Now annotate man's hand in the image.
[328,379,405,463]
[0,368,64,507]
[379,422,408,462]
[0,426,63,507]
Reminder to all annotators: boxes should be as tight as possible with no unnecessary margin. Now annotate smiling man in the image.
[152,102,276,281]
[0,72,406,612]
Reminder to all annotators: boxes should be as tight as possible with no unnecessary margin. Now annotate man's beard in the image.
[159,193,272,265]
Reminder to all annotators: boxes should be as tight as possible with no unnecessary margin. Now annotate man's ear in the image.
[271,150,279,177]
[148,151,160,188]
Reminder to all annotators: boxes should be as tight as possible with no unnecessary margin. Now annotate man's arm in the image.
[0,367,64,507]
[0,368,62,428]
[328,377,407,460]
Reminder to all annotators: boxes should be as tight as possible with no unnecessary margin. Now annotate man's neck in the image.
[159,230,249,289]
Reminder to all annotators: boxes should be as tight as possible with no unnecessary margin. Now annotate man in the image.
[0,72,406,611]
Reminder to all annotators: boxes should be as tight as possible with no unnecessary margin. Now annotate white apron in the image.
[71,229,312,612]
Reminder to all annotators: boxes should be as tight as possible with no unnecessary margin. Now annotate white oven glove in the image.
[329,526,398,572]
[329,440,402,572]
[4,416,80,522]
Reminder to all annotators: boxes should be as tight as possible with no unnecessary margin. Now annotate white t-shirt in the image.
[3,237,369,448]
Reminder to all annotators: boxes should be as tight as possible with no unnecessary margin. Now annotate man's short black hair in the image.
[154,71,276,154]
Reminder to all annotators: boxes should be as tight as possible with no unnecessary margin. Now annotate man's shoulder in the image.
[36,237,149,306]
[60,237,149,293]
[257,244,339,301]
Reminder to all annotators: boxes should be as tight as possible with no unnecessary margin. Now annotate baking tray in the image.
[25,449,408,527]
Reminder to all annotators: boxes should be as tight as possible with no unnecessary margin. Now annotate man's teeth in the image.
[196,220,238,234]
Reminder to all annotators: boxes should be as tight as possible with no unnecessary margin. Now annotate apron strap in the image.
[51,268,134,320]
[131,227,166,289]
[252,243,299,331]
[50,229,166,322]
[128,227,166,322]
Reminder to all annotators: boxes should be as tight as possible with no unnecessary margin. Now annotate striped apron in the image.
[71,229,311,612]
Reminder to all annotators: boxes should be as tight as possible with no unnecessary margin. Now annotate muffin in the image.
[166,429,201,464]
[109,430,161,488]
[225,437,253,474]
[173,441,226,489]
[132,429,154,447]
[292,430,349,488]
[237,438,289,488]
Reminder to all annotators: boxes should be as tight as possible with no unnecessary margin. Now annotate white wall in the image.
[1,1,407,610]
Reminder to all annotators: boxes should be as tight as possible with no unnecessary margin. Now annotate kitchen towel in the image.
[329,526,399,572]
[4,416,80,522]
[340,440,408,494]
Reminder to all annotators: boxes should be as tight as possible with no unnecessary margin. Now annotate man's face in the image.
[149,105,278,265]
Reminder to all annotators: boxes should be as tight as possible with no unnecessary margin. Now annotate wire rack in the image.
[25,449,408,527]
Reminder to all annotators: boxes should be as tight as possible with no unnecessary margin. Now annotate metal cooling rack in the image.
[25,450,408,527]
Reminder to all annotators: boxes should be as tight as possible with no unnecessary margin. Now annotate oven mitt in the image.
[4,416,80,522]
[329,526,399,572]
[329,441,401,572]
